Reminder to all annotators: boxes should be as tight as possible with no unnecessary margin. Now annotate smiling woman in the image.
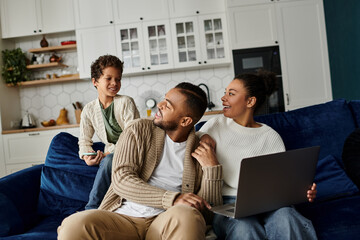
[196,70,318,240]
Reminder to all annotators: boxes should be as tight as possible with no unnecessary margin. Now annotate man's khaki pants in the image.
[57,205,206,240]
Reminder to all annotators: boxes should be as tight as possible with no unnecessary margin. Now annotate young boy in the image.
[78,55,140,209]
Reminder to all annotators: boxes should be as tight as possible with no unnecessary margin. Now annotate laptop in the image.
[212,146,320,219]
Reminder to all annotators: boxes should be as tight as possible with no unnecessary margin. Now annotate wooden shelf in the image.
[26,62,68,69]
[28,44,77,53]
[7,73,80,87]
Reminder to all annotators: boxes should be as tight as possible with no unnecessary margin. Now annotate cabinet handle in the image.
[29,133,40,136]
[275,41,278,44]
[33,30,37,33]
[140,17,143,20]
[286,94,290,105]
[147,67,150,70]
[196,11,199,14]
[39,29,42,32]
[110,21,113,24]
[142,67,145,70]
[198,62,201,64]
[204,61,207,64]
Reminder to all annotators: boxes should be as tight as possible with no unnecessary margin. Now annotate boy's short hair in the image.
[175,82,207,123]
[91,55,124,80]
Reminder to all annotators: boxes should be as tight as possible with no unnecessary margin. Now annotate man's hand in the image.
[174,193,211,210]
[307,183,317,202]
[83,150,104,166]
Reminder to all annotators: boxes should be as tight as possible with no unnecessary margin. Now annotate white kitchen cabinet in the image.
[38,0,75,34]
[171,14,230,68]
[2,130,58,175]
[2,127,81,176]
[112,0,169,24]
[168,0,225,18]
[227,0,301,7]
[0,0,38,38]
[73,0,114,29]
[76,26,118,78]
[227,0,332,110]
[116,20,174,74]
[276,0,332,110]
[0,0,75,39]
[227,0,269,7]
[227,3,278,49]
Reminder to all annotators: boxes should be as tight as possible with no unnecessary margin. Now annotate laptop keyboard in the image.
[226,208,235,213]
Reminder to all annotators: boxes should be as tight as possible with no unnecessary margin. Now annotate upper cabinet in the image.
[168,0,225,18]
[76,26,117,78]
[116,20,173,74]
[38,0,75,34]
[227,0,300,7]
[113,0,169,24]
[74,0,229,77]
[227,0,332,110]
[171,14,230,68]
[227,3,278,49]
[73,0,114,29]
[0,0,75,39]
[276,0,332,109]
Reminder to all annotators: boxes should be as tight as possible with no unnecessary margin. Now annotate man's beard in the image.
[153,119,178,131]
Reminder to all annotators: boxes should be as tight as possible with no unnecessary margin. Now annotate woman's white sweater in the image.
[198,115,285,196]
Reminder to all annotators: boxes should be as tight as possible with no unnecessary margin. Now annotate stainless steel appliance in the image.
[232,46,284,115]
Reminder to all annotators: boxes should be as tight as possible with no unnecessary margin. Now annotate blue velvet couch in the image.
[1,99,360,240]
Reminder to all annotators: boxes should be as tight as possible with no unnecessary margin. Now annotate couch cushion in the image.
[37,132,104,216]
[348,100,360,128]
[314,154,359,201]
[342,128,360,189]
[44,132,104,177]
[254,99,356,160]
[37,166,96,216]
[0,215,65,240]
[297,194,360,240]
[0,165,43,237]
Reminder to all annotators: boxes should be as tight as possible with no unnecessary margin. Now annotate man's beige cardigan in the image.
[99,119,223,212]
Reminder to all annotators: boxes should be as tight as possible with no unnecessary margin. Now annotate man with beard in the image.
[58,82,223,240]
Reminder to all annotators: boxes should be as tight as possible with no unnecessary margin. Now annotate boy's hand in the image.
[83,150,104,166]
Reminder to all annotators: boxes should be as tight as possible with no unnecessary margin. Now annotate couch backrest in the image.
[348,100,360,128]
[254,99,356,160]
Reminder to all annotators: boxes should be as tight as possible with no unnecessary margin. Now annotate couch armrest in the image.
[0,164,43,237]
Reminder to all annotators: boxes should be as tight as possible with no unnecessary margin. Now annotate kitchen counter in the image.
[2,110,223,134]
[2,124,80,134]
[204,110,223,115]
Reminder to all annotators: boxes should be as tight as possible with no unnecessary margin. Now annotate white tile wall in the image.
[14,33,234,126]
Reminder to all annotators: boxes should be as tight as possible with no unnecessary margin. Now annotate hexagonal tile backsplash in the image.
[15,33,234,126]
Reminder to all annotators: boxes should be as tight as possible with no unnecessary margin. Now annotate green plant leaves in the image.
[1,48,30,85]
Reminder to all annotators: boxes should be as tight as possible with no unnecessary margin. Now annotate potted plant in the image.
[1,48,30,86]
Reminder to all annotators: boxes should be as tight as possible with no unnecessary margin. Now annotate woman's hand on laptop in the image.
[307,183,317,202]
